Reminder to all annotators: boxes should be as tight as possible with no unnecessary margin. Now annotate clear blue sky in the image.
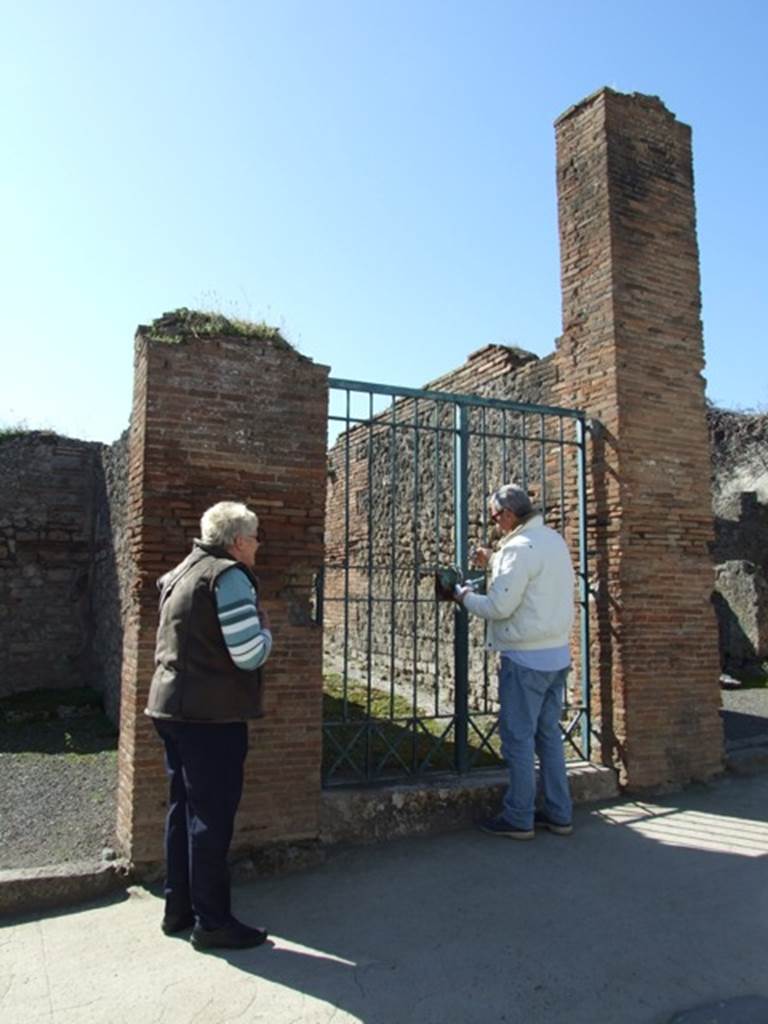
[2,0,765,442]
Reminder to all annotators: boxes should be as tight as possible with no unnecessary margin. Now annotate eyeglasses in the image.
[489,509,503,523]
[245,529,264,543]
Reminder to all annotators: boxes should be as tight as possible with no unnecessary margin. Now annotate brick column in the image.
[553,89,723,789]
[116,315,329,866]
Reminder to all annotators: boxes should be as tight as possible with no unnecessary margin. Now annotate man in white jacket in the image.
[456,484,575,839]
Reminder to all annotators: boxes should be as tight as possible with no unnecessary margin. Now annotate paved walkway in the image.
[2,773,768,1024]
[722,686,768,749]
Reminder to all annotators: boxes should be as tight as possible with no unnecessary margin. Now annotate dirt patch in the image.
[0,688,118,869]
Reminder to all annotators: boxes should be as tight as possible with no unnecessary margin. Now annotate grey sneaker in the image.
[534,812,573,836]
[479,815,534,840]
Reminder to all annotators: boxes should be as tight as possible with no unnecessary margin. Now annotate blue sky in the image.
[1,0,765,442]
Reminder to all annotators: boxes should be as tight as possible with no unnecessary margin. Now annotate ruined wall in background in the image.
[0,433,102,697]
[323,345,575,719]
[709,408,768,671]
[90,429,131,722]
[3,391,763,728]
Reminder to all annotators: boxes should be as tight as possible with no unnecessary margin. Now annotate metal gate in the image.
[320,377,590,786]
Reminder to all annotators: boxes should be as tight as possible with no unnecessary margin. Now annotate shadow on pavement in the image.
[3,776,767,1024]
[188,776,768,1024]
[721,709,768,745]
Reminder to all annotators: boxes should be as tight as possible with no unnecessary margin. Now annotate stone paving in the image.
[2,773,767,1024]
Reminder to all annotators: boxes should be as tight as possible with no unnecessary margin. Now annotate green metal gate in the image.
[320,378,590,786]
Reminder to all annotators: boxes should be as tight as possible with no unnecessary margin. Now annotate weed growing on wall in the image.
[142,307,294,350]
[0,420,33,443]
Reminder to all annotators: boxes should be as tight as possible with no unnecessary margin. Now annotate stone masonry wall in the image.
[90,430,131,722]
[0,433,103,697]
[116,314,329,866]
[709,408,768,670]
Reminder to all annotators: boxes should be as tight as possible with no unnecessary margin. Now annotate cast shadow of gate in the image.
[322,682,505,783]
[585,418,625,769]
[205,779,768,1024]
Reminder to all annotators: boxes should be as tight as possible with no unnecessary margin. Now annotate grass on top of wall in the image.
[143,307,294,350]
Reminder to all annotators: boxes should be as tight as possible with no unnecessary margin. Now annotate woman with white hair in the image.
[146,500,272,950]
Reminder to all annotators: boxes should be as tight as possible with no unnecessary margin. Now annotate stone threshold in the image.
[0,859,132,918]
[320,761,619,845]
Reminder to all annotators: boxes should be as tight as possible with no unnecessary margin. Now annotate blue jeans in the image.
[497,660,572,829]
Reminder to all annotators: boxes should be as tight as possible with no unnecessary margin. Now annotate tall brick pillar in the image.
[116,313,329,866]
[553,89,723,789]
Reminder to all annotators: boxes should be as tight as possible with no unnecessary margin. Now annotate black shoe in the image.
[478,815,534,840]
[161,911,196,935]
[534,811,573,836]
[191,919,269,950]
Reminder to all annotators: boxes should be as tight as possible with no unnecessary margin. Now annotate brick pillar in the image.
[116,315,329,866]
[553,89,723,789]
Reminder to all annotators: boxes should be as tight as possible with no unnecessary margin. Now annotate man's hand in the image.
[471,546,493,569]
[454,585,472,604]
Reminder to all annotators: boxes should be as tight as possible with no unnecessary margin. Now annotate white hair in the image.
[200,501,259,547]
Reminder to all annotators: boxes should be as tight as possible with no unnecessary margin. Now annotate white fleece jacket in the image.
[462,514,575,651]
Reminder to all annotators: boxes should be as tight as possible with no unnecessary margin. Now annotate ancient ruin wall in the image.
[552,89,723,787]
[0,433,103,697]
[324,357,768,735]
[709,408,768,670]
[2,89,762,813]
[90,429,132,722]
[116,311,329,866]
[3,390,762,727]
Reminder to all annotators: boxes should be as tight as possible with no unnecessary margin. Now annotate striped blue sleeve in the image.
[214,566,272,671]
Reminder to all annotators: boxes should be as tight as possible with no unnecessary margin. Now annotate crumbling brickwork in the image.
[709,408,768,670]
[552,88,723,787]
[115,314,329,866]
[0,433,103,697]
[90,430,131,722]
[0,429,135,721]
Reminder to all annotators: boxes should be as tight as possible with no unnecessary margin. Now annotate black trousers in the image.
[153,719,248,930]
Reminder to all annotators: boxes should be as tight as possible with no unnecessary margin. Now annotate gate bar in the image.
[576,416,592,760]
[454,404,470,774]
[329,378,585,420]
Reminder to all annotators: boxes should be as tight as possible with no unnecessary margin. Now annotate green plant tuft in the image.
[143,307,294,350]
[0,421,33,443]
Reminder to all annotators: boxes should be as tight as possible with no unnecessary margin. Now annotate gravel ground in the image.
[0,714,118,870]
[0,688,765,871]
